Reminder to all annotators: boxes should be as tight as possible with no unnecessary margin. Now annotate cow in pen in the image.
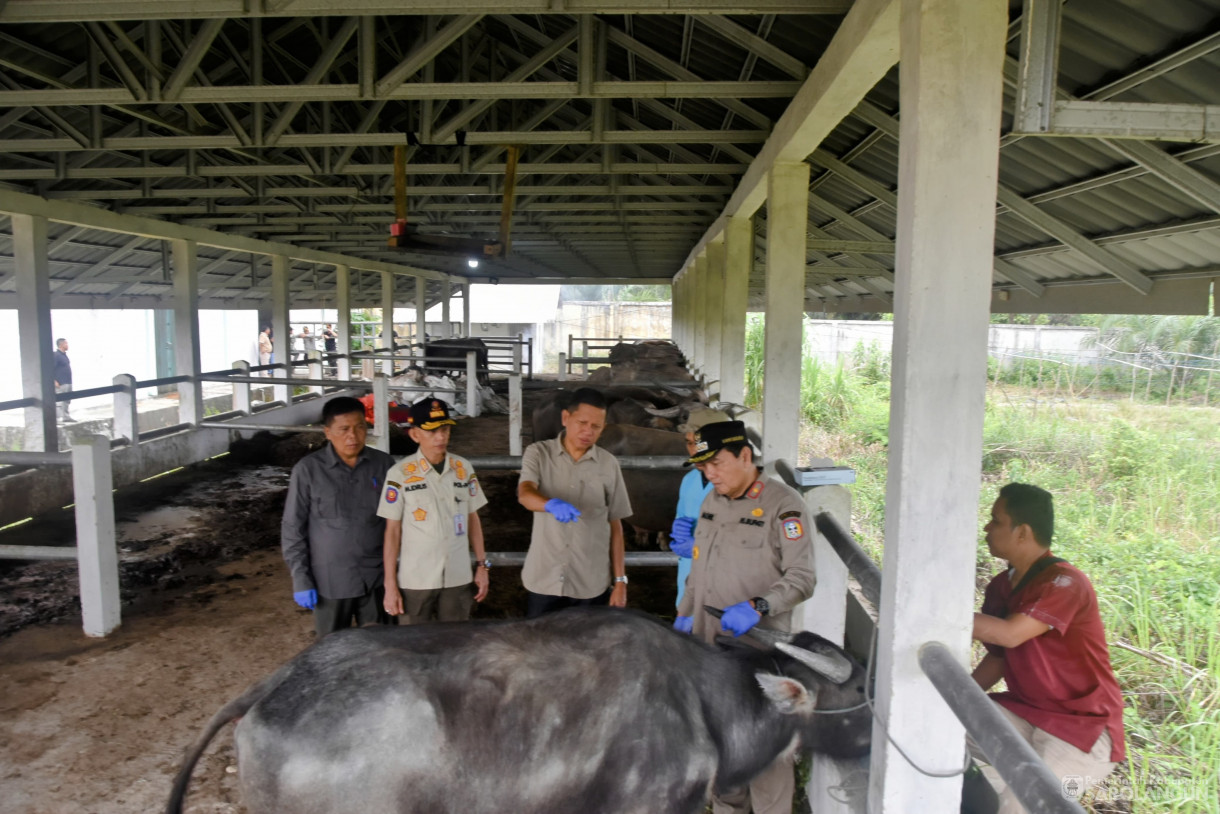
[166,608,871,814]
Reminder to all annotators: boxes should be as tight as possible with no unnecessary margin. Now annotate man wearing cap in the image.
[380,399,491,623]
[674,420,816,814]
[669,407,732,607]
[281,396,397,636]
[518,388,633,617]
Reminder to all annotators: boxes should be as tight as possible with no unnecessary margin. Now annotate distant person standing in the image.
[52,337,74,422]
[281,396,397,637]
[321,323,339,374]
[258,326,272,375]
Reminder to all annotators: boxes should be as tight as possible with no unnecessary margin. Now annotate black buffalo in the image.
[424,337,490,385]
[167,609,871,814]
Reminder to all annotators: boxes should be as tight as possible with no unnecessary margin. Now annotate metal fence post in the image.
[509,373,522,456]
[558,352,568,381]
[231,360,252,415]
[371,373,389,453]
[512,338,523,376]
[307,351,323,395]
[466,351,480,418]
[72,435,120,637]
[112,373,138,444]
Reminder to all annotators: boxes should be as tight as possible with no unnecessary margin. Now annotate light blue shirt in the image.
[675,467,714,607]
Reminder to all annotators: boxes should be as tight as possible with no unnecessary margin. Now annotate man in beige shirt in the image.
[518,388,632,617]
[379,399,490,623]
[674,419,816,814]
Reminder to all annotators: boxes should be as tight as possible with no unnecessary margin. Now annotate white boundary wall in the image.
[804,319,1099,364]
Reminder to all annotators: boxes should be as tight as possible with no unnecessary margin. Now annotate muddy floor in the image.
[0,412,683,814]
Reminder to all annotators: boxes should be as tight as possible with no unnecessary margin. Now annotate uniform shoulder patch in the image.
[468,476,479,497]
[387,479,401,489]
[384,486,399,504]
[782,518,804,540]
[779,510,801,520]
[746,481,764,499]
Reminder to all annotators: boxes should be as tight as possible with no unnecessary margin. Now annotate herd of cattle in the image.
[165,340,873,812]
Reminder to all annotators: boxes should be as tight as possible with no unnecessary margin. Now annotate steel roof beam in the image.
[852,98,1153,295]
[376,14,483,97]
[696,14,808,80]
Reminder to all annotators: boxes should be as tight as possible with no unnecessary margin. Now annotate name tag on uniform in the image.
[454,513,467,536]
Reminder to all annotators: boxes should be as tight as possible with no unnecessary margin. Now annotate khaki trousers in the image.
[400,584,475,624]
[968,704,1116,814]
[712,751,795,814]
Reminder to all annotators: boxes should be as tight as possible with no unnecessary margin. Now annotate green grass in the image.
[782,346,1219,814]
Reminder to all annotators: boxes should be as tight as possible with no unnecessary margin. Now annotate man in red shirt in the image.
[971,483,1125,813]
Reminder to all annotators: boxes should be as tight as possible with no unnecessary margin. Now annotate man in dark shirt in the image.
[53,338,74,422]
[281,396,397,636]
[321,323,339,374]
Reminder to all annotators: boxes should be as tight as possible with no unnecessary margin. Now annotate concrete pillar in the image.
[170,239,203,425]
[670,271,682,350]
[692,254,708,375]
[271,254,291,406]
[14,214,56,452]
[762,161,810,467]
[308,351,323,395]
[230,361,252,415]
[335,264,352,381]
[380,271,395,376]
[371,372,389,453]
[705,240,727,397]
[868,1,1007,811]
[112,373,139,444]
[509,372,523,455]
[415,276,427,347]
[73,435,119,637]
[462,283,472,337]
[441,278,452,337]
[465,351,479,417]
[721,216,752,406]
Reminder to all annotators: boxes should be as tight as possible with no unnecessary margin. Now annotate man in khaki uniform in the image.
[380,399,490,623]
[518,388,632,617]
[674,420,815,814]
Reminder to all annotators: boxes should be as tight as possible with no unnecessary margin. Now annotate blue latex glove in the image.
[673,615,694,634]
[293,589,318,609]
[720,601,761,637]
[544,498,582,523]
[669,516,696,558]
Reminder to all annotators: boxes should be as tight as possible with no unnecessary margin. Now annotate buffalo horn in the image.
[775,642,853,684]
[643,405,682,418]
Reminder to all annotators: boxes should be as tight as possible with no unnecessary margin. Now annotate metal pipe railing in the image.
[918,642,1086,814]
[814,511,882,607]
[482,551,678,567]
[0,396,38,412]
[0,450,72,466]
[466,455,688,471]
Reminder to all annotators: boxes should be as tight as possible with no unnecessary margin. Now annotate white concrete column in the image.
[670,271,683,351]
[869,1,1006,811]
[692,254,708,375]
[762,161,810,466]
[509,372,523,456]
[705,240,727,397]
[170,239,203,425]
[721,216,752,406]
[465,351,479,417]
[112,373,139,444]
[14,214,56,452]
[308,351,323,395]
[441,278,453,337]
[270,254,291,406]
[73,435,119,637]
[371,372,389,453]
[462,283,472,337]
[415,276,427,347]
[335,264,352,381]
[380,271,395,376]
[230,361,252,415]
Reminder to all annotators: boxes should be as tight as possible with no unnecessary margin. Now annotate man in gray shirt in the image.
[281,396,397,636]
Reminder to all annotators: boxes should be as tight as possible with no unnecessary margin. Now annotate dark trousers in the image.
[401,584,475,624]
[313,586,388,637]
[525,587,611,619]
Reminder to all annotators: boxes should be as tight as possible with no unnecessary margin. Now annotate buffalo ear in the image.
[755,673,816,715]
